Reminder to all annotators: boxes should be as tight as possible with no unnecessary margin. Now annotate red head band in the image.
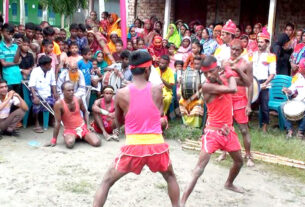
[130,60,152,70]
[201,62,218,72]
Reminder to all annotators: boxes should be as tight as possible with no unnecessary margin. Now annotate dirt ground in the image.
[0,127,305,207]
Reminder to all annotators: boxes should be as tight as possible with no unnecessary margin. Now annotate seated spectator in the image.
[107,32,119,53]
[28,55,58,133]
[57,62,86,106]
[282,59,305,139]
[47,81,101,148]
[174,36,192,63]
[91,85,119,141]
[14,36,34,80]
[0,23,22,95]
[93,50,108,75]
[90,59,103,96]
[77,47,93,86]
[112,39,124,62]
[0,79,28,136]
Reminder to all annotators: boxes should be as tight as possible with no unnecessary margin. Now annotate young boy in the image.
[14,36,35,80]
[77,24,88,53]
[91,59,103,97]
[112,39,124,62]
[37,39,59,77]
[77,47,93,86]
[66,42,82,68]
[67,23,79,47]
[43,26,61,57]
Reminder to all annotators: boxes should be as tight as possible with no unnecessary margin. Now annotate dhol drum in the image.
[251,77,261,103]
[283,100,305,121]
[181,69,201,100]
[102,71,122,92]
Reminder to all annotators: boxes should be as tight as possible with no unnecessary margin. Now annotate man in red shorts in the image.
[91,85,119,141]
[181,55,244,207]
[217,39,255,167]
[93,50,180,207]
[46,81,101,148]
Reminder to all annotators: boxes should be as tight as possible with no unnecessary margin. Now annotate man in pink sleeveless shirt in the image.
[217,39,255,167]
[46,81,101,148]
[181,56,244,207]
[93,51,180,207]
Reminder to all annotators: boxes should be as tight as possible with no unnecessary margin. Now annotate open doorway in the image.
[239,0,270,29]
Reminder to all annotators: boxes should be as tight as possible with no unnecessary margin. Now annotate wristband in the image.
[100,108,109,115]
[51,137,57,144]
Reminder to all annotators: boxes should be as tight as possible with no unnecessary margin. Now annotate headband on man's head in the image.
[130,60,152,69]
[201,62,218,72]
[129,50,153,70]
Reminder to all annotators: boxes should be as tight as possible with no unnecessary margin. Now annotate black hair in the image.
[81,47,91,56]
[78,24,86,32]
[192,40,202,53]
[194,56,202,62]
[240,34,249,41]
[102,85,115,93]
[38,55,52,66]
[115,39,123,45]
[136,37,145,44]
[69,42,79,48]
[42,39,53,47]
[22,36,30,43]
[174,60,184,67]
[43,26,55,36]
[13,33,24,39]
[102,11,110,18]
[155,21,163,28]
[60,28,66,33]
[120,50,131,59]
[40,21,49,26]
[2,23,15,34]
[25,22,36,30]
[127,38,132,43]
[161,54,170,62]
[201,55,217,67]
[129,50,152,75]
[69,23,79,31]
[285,22,295,31]
[35,25,42,32]
[134,18,143,27]
[91,58,98,63]
[0,79,7,84]
[61,80,72,91]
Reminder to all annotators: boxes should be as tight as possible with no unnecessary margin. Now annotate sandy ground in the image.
[0,127,305,207]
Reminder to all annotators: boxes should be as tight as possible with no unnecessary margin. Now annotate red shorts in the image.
[91,120,113,134]
[64,124,89,139]
[233,107,249,124]
[114,144,170,175]
[201,129,241,154]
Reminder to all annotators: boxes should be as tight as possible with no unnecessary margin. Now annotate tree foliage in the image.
[39,0,88,16]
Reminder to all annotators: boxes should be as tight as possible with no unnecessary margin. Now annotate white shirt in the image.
[289,73,305,102]
[252,51,276,81]
[57,69,86,98]
[0,95,20,119]
[214,44,231,67]
[28,66,56,99]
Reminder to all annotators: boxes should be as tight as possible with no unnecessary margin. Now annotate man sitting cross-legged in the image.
[46,81,101,148]
[91,85,119,141]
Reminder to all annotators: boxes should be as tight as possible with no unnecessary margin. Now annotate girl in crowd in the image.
[175,36,192,63]
[183,40,202,69]
[166,24,181,49]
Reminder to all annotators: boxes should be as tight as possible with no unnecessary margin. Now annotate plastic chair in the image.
[259,75,292,130]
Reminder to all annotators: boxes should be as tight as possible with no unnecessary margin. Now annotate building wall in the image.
[275,0,305,34]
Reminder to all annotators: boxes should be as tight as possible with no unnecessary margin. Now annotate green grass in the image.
[59,180,93,194]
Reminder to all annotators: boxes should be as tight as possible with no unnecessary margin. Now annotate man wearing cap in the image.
[282,58,305,139]
[181,55,244,206]
[217,39,254,167]
[91,85,119,141]
[93,50,180,207]
[214,19,236,67]
[252,30,276,133]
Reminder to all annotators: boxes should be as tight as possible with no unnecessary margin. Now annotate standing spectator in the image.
[271,33,291,75]
[66,42,82,68]
[38,39,59,77]
[60,29,67,41]
[0,79,28,136]
[0,23,22,95]
[25,22,40,62]
[285,23,297,50]
[77,48,93,86]
[252,31,276,132]
[43,26,61,58]
[112,39,124,62]
[28,55,58,133]
[77,24,88,53]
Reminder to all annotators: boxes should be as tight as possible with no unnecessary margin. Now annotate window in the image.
[25,3,28,17]
[38,4,42,17]
[49,8,55,18]
[12,3,17,16]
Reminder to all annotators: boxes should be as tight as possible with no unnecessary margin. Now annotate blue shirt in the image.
[67,37,88,53]
[77,59,92,86]
[0,41,22,85]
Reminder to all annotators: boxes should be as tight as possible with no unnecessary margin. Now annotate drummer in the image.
[282,58,305,139]
[179,56,205,128]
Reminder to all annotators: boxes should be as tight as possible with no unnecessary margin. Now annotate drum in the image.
[251,77,260,103]
[102,71,121,92]
[283,100,305,121]
[181,69,201,100]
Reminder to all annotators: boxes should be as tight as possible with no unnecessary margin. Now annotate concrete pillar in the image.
[267,0,277,42]
[42,5,48,21]
[20,0,25,25]
[61,14,65,28]
[99,0,105,17]
[163,0,171,38]
[89,0,94,12]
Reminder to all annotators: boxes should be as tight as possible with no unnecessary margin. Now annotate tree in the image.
[39,0,88,16]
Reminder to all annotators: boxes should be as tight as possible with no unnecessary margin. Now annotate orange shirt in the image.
[53,41,61,56]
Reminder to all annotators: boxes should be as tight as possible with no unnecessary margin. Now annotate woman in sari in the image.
[148,35,168,67]
[127,26,139,40]
[179,23,189,38]
[107,13,120,38]
[290,30,305,75]
[166,24,181,49]
[200,28,218,56]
